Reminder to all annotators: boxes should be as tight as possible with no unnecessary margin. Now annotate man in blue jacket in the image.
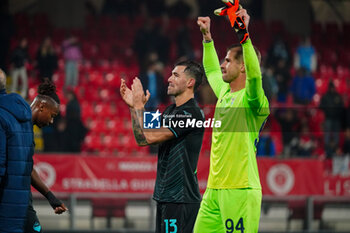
[0,68,34,232]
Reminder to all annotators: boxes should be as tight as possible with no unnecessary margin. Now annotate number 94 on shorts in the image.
[193,188,262,233]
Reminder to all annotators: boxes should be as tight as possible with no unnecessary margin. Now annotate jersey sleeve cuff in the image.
[241,38,252,48]
[203,40,214,47]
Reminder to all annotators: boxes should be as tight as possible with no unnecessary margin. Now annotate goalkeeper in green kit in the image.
[194,1,269,232]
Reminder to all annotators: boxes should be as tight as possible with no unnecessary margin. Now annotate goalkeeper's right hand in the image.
[197,17,212,42]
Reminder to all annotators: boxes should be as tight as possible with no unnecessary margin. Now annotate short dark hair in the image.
[227,44,261,64]
[175,60,204,91]
[38,78,60,104]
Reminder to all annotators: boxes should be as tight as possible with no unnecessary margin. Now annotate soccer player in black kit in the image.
[120,60,205,233]
[27,79,68,233]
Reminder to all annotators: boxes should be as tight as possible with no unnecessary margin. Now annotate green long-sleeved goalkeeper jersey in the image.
[203,39,269,189]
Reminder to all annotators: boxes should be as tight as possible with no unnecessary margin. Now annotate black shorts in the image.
[156,202,200,233]
[24,203,43,233]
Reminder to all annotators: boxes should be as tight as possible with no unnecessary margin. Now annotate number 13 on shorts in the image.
[225,217,244,233]
[164,219,177,233]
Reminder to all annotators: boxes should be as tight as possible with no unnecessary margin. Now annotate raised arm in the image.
[237,9,269,114]
[242,39,264,104]
[197,17,227,97]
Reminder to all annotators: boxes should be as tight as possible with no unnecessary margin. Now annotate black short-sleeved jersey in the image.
[153,98,205,203]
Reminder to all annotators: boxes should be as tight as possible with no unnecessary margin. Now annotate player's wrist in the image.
[45,191,62,209]
[203,33,212,42]
[134,104,144,110]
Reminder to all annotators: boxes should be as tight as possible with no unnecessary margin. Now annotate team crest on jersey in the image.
[230,97,236,105]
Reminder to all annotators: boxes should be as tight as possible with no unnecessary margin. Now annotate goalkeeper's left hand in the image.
[214,0,250,44]
[234,7,250,44]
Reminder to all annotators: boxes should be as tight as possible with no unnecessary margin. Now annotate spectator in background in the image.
[257,126,276,157]
[199,79,217,104]
[296,125,315,157]
[332,147,350,176]
[276,109,298,157]
[62,34,82,88]
[294,36,317,73]
[139,60,167,110]
[177,24,195,60]
[274,58,291,103]
[154,21,171,65]
[291,67,316,105]
[64,90,87,152]
[262,66,278,101]
[320,81,344,156]
[134,18,170,69]
[266,36,291,68]
[36,37,58,82]
[10,38,29,98]
[133,19,156,70]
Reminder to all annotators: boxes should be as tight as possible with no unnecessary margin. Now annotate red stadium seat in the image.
[82,133,101,152]
[86,119,107,134]
[88,71,104,87]
[81,102,96,121]
[320,49,338,67]
[105,72,121,88]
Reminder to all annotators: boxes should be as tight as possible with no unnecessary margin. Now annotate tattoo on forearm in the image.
[130,108,148,146]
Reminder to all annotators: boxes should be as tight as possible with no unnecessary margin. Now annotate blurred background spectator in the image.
[320,81,345,157]
[296,124,315,157]
[274,58,291,103]
[64,89,87,152]
[332,147,350,176]
[139,60,167,110]
[10,37,29,98]
[36,37,58,82]
[262,66,278,101]
[176,23,195,60]
[266,36,292,69]
[62,34,82,88]
[257,126,276,157]
[276,109,298,157]
[294,36,317,73]
[291,68,316,105]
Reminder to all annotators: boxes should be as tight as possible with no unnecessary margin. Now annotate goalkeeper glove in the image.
[214,0,249,44]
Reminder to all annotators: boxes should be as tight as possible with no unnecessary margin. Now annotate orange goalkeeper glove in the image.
[214,0,249,44]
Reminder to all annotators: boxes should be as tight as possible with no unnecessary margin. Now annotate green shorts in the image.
[194,188,262,233]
